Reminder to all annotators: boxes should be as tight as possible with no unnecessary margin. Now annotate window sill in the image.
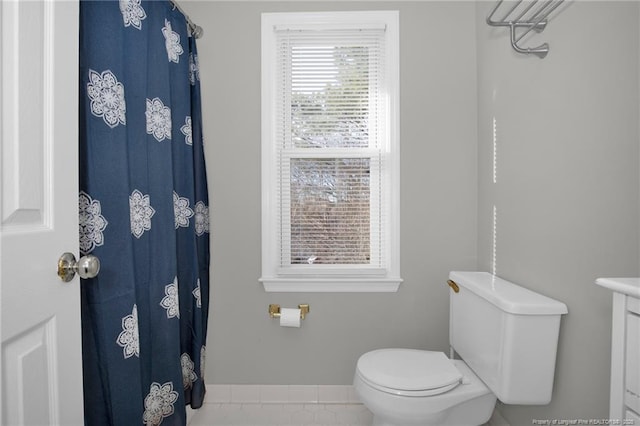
[259,277,402,293]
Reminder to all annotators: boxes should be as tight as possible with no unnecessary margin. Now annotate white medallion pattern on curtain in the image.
[162,19,184,64]
[194,201,210,236]
[160,277,180,319]
[188,53,200,85]
[173,191,194,229]
[119,0,146,30]
[180,353,197,390]
[180,116,193,146]
[87,69,126,128]
[117,304,140,359]
[192,279,201,308]
[130,189,156,238]
[79,191,108,255]
[146,97,172,142]
[142,381,179,426]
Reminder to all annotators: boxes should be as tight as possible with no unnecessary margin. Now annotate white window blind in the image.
[261,11,401,292]
[276,25,386,272]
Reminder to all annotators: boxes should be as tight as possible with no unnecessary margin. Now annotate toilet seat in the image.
[356,349,463,397]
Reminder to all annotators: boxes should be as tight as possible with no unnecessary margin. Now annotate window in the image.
[261,11,401,292]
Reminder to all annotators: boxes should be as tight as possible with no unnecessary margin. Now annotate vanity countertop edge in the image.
[595,277,640,298]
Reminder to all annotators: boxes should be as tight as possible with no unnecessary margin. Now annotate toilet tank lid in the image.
[449,271,568,315]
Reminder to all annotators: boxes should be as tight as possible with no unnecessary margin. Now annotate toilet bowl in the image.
[353,348,496,426]
[353,271,569,426]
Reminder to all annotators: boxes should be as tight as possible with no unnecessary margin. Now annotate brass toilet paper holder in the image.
[269,304,310,320]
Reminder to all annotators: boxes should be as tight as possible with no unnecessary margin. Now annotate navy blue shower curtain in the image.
[79,1,209,424]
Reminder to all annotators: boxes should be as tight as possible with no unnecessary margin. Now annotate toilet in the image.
[353,271,568,426]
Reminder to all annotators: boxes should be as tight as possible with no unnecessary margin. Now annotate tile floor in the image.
[187,402,501,426]
[185,384,500,425]
[187,402,373,426]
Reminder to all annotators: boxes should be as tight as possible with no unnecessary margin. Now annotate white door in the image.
[1,1,84,425]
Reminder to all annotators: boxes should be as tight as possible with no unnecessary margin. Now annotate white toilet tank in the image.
[448,271,568,405]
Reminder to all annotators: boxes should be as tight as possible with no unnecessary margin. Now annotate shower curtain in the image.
[79,1,209,424]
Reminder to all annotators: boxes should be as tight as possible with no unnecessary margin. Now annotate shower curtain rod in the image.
[169,0,203,39]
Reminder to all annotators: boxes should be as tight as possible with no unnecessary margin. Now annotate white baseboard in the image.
[202,384,361,404]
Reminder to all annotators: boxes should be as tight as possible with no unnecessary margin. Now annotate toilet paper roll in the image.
[279,308,301,328]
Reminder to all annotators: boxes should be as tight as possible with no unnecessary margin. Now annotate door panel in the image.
[1,1,83,425]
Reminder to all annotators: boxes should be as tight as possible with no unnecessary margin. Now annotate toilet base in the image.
[370,392,496,426]
[355,359,496,426]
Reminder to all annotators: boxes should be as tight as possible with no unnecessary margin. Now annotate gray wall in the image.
[183,0,640,422]
[476,1,640,423]
[185,1,479,385]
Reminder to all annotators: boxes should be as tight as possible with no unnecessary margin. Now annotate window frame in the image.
[260,10,401,292]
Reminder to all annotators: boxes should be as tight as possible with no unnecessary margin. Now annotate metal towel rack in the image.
[487,0,566,58]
